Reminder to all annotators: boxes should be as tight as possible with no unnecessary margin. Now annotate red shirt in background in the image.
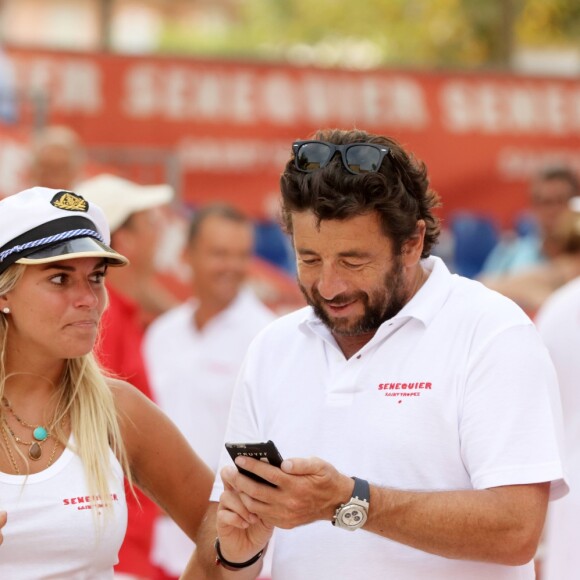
[97,284,159,579]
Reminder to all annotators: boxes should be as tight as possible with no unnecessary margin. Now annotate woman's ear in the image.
[0,294,10,314]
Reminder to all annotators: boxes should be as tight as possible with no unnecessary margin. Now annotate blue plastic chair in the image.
[450,212,499,279]
[254,221,296,275]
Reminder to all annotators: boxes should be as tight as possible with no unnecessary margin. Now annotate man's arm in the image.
[366,480,549,564]
[229,455,550,566]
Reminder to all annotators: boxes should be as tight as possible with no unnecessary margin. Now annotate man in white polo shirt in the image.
[185,129,567,580]
[143,203,276,579]
[535,276,580,579]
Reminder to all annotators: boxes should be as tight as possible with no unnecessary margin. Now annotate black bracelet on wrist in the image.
[214,538,265,571]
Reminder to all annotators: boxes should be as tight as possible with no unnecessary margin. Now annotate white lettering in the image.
[384,77,429,128]
[230,73,254,123]
[123,64,157,117]
[12,56,101,114]
[261,74,296,124]
[498,147,580,180]
[123,64,429,129]
[165,66,189,119]
[441,80,580,135]
[178,138,289,172]
[192,72,224,119]
[57,62,101,112]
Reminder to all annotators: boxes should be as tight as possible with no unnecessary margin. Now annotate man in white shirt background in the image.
[143,203,276,580]
[535,275,580,580]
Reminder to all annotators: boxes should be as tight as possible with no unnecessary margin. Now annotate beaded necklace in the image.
[1,397,56,461]
[0,417,62,475]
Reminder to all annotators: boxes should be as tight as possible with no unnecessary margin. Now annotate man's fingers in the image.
[280,456,323,475]
[234,456,284,489]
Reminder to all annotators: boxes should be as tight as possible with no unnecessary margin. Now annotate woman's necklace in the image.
[1,418,63,475]
[2,418,48,460]
[0,422,60,474]
[1,396,54,461]
[0,421,21,473]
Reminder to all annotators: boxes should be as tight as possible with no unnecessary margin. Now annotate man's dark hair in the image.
[535,166,580,196]
[280,128,441,258]
[187,202,250,243]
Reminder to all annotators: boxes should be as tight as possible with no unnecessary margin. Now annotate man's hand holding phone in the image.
[216,440,354,573]
[225,441,284,487]
[215,442,283,572]
[220,440,353,528]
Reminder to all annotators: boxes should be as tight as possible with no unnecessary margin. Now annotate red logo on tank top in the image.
[62,493,119,510]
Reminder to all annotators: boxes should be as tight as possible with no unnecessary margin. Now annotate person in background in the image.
[0,510,5,545]
[185,128,566,580]
[0,47,17,123]
[480,204,580,316]
[0,187,213,579]
[75,173,176,579]
[27,125,85,190]
[534,277,580,580]
[480,166,579,276]
[143,203,276,580]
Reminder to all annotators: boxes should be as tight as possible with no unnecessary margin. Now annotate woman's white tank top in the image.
[0,438,127,579]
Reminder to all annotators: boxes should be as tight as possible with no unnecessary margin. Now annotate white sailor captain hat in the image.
[0,187,129,275]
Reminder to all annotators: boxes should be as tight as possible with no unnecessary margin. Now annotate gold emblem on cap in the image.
[50,191,89,212]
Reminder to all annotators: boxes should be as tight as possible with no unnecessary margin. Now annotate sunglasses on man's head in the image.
[292,141,391,175]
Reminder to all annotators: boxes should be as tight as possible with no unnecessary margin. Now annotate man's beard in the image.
[298,257,408,336]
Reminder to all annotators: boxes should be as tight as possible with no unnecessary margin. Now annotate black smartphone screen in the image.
[225,440,284,487]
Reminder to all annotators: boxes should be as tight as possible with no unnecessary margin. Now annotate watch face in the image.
[337,503,367,529]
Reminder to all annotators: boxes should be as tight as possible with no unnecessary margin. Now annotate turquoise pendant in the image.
[33,426,48,441]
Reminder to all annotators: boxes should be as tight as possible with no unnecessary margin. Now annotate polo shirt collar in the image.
[190,286,258,330]
[299,256,453,342]
[396,255,453,327]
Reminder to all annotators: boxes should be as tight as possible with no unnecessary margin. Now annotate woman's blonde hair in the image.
[0,263,132,513]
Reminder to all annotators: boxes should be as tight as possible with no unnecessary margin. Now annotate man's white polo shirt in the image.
[212,256,567,580]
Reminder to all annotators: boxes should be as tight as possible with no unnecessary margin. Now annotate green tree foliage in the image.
[158,0,580,70]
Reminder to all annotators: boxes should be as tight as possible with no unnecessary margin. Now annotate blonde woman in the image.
[0,187,213,578]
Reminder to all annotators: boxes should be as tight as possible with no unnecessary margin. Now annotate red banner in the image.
[2,46,580,227]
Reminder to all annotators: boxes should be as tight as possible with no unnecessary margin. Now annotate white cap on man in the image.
[75,174,174,232]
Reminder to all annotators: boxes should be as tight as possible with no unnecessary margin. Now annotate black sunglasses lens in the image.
[345,146,382,173]
[296,142,333,172]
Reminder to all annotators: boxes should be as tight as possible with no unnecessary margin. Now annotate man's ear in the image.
[402,220,426,264]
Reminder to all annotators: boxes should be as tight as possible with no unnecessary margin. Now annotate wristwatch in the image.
[332,476,370,531]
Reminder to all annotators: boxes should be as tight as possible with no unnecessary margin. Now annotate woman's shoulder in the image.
[107,378,156,416]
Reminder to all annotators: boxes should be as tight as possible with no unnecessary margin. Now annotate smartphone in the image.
[225,440,284,487]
